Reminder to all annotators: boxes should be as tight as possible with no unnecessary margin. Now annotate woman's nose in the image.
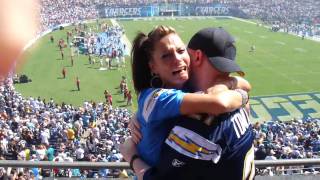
[173,52,184,63]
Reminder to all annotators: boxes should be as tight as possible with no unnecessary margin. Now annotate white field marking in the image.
[110,19,132,50]
[246,54,307,90]
[259,36,267,39]
[294,48,307,53]
[244,31,253,34]
[178,25,184,29]
[233,26,240,30]
[239,34,312,90]
[275,41,286,45]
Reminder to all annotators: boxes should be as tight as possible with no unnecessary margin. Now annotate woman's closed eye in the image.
[177,48,186,54]
[161,52,172,59]
[161,48,185,60]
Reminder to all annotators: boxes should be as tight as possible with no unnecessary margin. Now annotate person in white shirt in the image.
[265,149,277,176]
[40,129,50,145]
[75,144,85,161]
[36,144,46,160]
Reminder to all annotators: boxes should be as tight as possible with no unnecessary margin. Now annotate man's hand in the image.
[129,114,142,144]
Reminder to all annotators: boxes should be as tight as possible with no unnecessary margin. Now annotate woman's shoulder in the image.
[139,88,183,98]
[138,88,184,104]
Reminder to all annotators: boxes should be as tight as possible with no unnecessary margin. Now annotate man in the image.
[121,27,254,180]
[62,67,66,79]
[76,77,80,91]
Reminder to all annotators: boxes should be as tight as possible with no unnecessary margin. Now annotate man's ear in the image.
[193,49,203,65]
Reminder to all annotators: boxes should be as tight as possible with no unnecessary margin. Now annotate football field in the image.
[15,17,320,121]
[119,17,320,96]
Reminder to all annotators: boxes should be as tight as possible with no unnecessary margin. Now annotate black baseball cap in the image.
[188,27,244,76]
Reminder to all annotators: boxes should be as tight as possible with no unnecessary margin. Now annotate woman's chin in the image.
[174,78,189,89]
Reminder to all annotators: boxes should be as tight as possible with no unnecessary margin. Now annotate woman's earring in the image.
[150,73,163,88]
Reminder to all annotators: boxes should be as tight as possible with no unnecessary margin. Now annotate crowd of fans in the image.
[227,0,320,36]
[39,0,98,32]
[2,0,319,179]
[1,73,320,178]
[37,0,320,37]
[0,77,132,179]
[253,118,320,175]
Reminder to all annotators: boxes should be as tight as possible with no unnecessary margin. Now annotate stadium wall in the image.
[24,23,73,51]
[98,3,248,19]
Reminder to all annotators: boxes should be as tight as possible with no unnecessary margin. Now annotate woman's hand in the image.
[120,137,138,163]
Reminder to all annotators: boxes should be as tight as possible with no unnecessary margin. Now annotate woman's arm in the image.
[180,89,247,116]
[139,80,249,124]
[180,76,250,116]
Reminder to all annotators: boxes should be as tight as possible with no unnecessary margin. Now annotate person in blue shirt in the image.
[130,25,249,167]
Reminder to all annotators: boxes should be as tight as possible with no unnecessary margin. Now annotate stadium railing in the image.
[1,158,320,169]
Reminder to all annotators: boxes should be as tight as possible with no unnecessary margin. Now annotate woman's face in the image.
[149,33,190,89]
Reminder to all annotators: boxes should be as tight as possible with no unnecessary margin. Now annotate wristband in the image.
[129,154,140,171]
[235,89,249,107]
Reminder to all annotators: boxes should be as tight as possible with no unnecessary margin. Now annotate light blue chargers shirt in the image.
[137,88,185,166]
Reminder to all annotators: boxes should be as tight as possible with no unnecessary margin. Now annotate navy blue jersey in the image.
[144,108,255,180]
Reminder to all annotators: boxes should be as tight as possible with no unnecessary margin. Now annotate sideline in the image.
[110,19,132,52]
[231,17,320,43]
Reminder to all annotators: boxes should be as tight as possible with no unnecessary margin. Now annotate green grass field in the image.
[15,19,135,110]
[15,17,320,111]
[119,17,320,96]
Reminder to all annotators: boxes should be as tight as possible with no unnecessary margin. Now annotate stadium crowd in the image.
[37,0,320,37]
[253,118,320,175]
[2,0,319,179]
[229,0,320,36]
[1,74,320,178]
[0,77,132,179]
[40,0,98,32]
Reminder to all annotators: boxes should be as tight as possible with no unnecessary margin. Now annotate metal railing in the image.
[0,159,320,169]
[0,161,129,169]
[255,159,320,168]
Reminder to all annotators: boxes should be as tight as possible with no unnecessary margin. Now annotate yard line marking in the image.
[275,41,286,45]
[244,31,253,34]
[294,48,307,53]
[110,19,131,50]
[259,36,267,39]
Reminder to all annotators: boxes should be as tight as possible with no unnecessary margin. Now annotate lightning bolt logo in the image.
[168,132,213,156]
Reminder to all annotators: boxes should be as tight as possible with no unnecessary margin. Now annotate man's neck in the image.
[192,67,217,92]
[196,77,216,92]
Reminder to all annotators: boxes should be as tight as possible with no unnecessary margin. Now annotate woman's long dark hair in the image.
[131,25,176,94]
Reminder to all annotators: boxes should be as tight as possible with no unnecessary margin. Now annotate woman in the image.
[131,25,249,167]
